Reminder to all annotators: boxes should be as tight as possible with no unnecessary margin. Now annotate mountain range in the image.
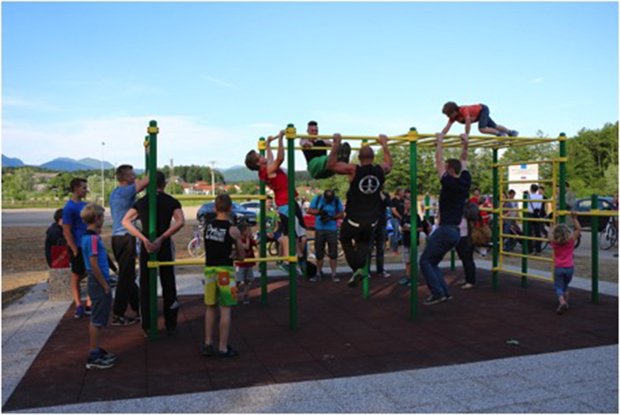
[2,155,115,171]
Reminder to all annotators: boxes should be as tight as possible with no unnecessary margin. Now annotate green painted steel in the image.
[492,148,499,291]
[147,121,158,340]
[450,249,456,271]
[558,133,567,225]
[521,192,529,288]
[424,194,430,220]
[259,137,268,305]
[408,128,419,320]
[286,124,298,331]
[591,194,599,304]
[362,137,370,300]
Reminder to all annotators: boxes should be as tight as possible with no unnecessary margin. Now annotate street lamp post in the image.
[101,141,105,207]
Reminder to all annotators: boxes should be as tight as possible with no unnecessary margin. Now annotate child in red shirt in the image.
[442,102,518,138]
[549,213,581,315]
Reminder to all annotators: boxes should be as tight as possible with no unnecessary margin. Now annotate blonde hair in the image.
[551,224,571,246]
[81,203,105,225]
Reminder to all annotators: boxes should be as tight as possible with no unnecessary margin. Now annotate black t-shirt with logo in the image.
[345,164,385,223]
[302,139,328,163]
[204,219,234,266]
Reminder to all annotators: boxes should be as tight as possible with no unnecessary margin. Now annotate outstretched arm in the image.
[267,130,285,176]
[571,212,581,241]
[377,134,392,174]
[460,133,469,171]
[440,119,454,135]
[435,133,445,179]
[326,133,357,181]
[122,207,156,252]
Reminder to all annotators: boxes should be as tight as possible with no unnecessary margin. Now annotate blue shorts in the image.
[554,266,574,297]
[87,273,112,327]
[478,104,497,129]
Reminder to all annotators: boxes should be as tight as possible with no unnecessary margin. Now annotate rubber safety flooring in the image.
[4,269,618,411]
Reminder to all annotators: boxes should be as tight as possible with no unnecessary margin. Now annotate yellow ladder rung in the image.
[496,268,553,282]
[500,233,549,242]
[500,251,554,263]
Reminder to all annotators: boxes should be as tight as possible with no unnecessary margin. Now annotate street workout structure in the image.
[142,120,616,338]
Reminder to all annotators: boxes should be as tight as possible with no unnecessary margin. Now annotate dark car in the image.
[573,197,614,230]
[197,202,257,226]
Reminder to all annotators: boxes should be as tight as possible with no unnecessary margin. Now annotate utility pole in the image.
[101,141,105,207]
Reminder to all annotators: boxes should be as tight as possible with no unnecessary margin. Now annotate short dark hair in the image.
[307,120,318,127]
[215,193,232,213]
[156,171,166,189]
[53,208,63,223]
[245,150,260,171]
[70,178,87,192]
[358,145,374,161]
[442,101,459,116]
[508,189,516,196]
[115,164,134,181]
[446,158,462,175]
[530,184,539,193]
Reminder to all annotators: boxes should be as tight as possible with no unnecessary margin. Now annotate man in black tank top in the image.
[202,194,244,358]
[301,120,351,179]
[326,134,393,287]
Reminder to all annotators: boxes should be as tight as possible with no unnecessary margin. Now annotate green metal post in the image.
[558,133,567,224]
[146,121,159,340]
[144,136,150,173]
[492,148,499,291]
[362,139,370,299]
[424,194,430,221]
[408,128,419,321]
[258,137,268,305]
[286,124,298,331]
[450,249,456,271]
[521,192,529,288]
[591,194,599,304]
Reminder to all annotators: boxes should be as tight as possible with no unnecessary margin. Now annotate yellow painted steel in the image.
[258,140,267,150]
[496,268,553,282]
[295,134,410,142]
[294,146,365,151]
[175,194,267,201]
[556,210,619,217]
[240,256,298,263]
[147,126,159,134]
[501,251,554,263]
[501,233,549,242]
[501,198,555,203]
[504,216,554,223]
[148,256,298,268]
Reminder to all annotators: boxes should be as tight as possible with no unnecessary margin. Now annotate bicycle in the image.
[599,216,617,251]
[187,224,205,258]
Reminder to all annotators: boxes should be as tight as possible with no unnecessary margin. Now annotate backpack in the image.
[463,201,480,222]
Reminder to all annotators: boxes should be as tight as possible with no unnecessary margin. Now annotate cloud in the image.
[2,96,59,112]
[201,75,238,89]
[530,77,544,84]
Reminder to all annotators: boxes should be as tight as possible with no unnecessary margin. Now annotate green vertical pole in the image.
[424,194,430,221]
[558,133,567,225]
[362,139,370,299]
[147,121,159,340]
[591,194,599,304]
[521,192,529,288]
[144,136,150,173]
[285,124,298,331]
[492,148,499,291]
[450,249,456,271]
[258,137,268,305]
[408,128,419,321]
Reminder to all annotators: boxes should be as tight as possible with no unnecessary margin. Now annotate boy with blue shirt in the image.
[307,189,344,282]
[81,203,117,369]
[62,178,91,318]
[109,164,148,326]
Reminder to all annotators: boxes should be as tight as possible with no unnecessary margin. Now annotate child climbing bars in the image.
[441,102,518,138]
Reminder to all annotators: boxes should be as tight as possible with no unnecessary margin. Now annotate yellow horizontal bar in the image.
[501,233,548,242]
[175,194,267,201]
[294,134,411,142]
[557,210,619,217]
[479,207,498,213]
[496,268,553,282]
[500,251,554,263]
[294,146,365,151]
[495,159,556,167]
[502,216,554,223]
[148,256,298,268]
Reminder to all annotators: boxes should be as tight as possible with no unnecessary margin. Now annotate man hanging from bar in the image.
[301,120,352,179]
[326,133,392,287]
[245,131,308,275]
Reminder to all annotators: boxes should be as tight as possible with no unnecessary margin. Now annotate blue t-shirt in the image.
[110,183,137,236]
[310,195,343,231]
[62,199,88,245]
[439,170,472,226]
[81,230,110,282]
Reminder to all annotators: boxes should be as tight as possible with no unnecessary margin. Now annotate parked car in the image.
[240,201,261,215]
[573,197,614,230]
[197,202,257,226]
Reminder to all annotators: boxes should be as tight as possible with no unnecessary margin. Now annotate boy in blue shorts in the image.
[202,194,245,358]
[81,203,117,369]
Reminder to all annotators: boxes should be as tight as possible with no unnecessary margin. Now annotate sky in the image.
[2,1,618,172]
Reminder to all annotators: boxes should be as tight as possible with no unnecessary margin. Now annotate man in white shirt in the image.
[527,184,545,254]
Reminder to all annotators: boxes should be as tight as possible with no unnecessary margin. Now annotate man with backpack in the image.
[307,189,344,282]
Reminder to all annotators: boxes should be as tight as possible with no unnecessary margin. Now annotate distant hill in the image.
[39,157,97,172]
[2,155,25,168]
[221,165,255,183]
[76,158,115,170]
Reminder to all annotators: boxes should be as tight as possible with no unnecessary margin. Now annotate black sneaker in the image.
[112,315,138,326]
[84,306,92,316]
[99,348,117,362]
[86,355,115,369]
[218,345,239,358]
[423,295,447,306]
[337,142,351,163]
[201,343,215,357]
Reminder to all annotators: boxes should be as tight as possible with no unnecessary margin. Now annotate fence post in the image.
[285,124,298,331]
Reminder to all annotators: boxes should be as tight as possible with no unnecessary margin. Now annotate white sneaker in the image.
[460,283,475,290]
[381,271,391,278]
[332,274,340,283]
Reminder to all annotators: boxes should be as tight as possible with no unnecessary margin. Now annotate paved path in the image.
[2,264,617,413]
